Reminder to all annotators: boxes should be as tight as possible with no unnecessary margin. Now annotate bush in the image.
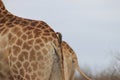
[74,52,120,80]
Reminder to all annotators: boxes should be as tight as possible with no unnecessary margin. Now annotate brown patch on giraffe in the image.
[37,51,44,61]
[40,43,44,47]
[1,28,8,36]
[16,39,23,46]
[6,22,15,27]
[23,61,29,71]
[31,62,38,71]
[11,27,20,34]
[18,54,24,62]
[42,48,48,55]
[69,49,73,54]
[48,37,53,41]
[27,39,34,45]
[34,34,40,38]
[26,31,32,36]
[8,75,14,80]
[44,30,49,33]
[28,66,32,73]
[31,73,37,80]
[6,14,13,19]
[18,51,29,62]
[26,26,34,30]
[45,57,51,64]
[12,45,21,56]
[39,21,46,25]
[0,18,6,24]
[33,29,41,38]
[34,45,40,50]
[41,36,48,43]
[31,21,39,26]
[28,33,34,39]
[20,20,29,26]
[0,27,5,33]
[9,36,17,45]
[16,61,22,68]
[39,62,45,70]
[11,56,17,63]
[9,17,16,23]
[38,71,42,76]
[16,75,23,80]
[52,33,57,38]
[33,29,41,33]
[22,27,28,32]
[0,12,3,16]
[21,51,28,59]
[43,33,50,36]
[22,42,31,50]
[21,34,27,41]
[37,24,45,29]
[12,65,18,74]
[14,18,21,25]
[25,74,30,80]
[0,23,3,27]
[38,70,44,77]
[8,33,12,39]
[35,38,42,44]
[49,28,54,32]
[29,49,36,61]
[22,20,29,26]
[3,11,8,15]
[19,68,25,77]
[16,31,22,37]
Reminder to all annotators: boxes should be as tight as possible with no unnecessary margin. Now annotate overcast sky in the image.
[3,0,120,73]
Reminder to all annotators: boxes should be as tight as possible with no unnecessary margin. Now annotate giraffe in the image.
[62,41,92,80]
[0,0,64,80]
[56,32,92,80]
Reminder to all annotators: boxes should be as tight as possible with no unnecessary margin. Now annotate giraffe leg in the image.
[63,54,69,80]
[70,70,75,80]
[63,46,75,80]
[49,45,62,80]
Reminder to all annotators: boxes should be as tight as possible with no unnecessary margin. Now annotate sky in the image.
[3,0,120,73]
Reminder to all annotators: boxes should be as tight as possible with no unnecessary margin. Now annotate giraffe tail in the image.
[75,64,92,80]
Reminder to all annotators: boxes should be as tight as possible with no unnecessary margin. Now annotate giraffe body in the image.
[56,32,92,80]
[0,1,64,80]
[62,41,75,80]
[62,41,92,80]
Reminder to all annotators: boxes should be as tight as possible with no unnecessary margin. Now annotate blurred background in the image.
[3,0,120,76]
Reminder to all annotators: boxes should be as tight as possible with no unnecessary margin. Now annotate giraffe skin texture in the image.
[0,0,64,80]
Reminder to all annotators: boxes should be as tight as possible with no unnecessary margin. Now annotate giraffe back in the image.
[0,0,64,80]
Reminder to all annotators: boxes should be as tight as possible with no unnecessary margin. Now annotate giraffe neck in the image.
[0,0,11,21]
